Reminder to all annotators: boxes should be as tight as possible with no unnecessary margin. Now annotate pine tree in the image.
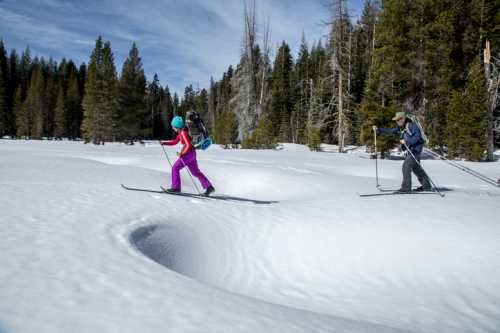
[0,41,8,136]
[31,66,48,139]
[81,37,102,143]
[196,88,209,119]
[306,124,322,151]
[364,0,432,114]
[118,43,147,142]
[446,58,488,161]
[173,93,179,115]
[7,49,19,135]
[0,67,7,136]
[0,40,8,91]
[147,74,161,138]
[292,33,310,144]
[44,74,57,137]
[12,86,23,136]
[53,84,67,138]
[356,0,380,99]
[358,102,399,157]
[159,85,174,139]
[19,47,31,100]
[66,73,82,139]
[180,85,196,116]
[351,0,381,146]
[82,37,118,144]
[101,41,119,141]
[17,66,44,138]
[270,41,294,142]
[214,106,238,148]
[445,90,464,158]
[78,63,86,97]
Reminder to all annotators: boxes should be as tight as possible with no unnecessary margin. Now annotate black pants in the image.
[401,153,431,191]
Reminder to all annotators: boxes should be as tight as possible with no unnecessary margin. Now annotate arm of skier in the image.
[160,133,181,146]
[377,127,399,136]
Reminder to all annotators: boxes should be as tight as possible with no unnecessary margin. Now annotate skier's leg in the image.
[401,154,413,191]
[186,156,212,189]
[171,158,185,190]
[411,154,431,188]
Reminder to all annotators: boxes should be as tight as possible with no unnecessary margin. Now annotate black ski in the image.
[377,187,417,192]
[121,184,276,205]
[121,184,166,194]
[358,190,440,197]
[160,186,277,205]
[160,186,208,200]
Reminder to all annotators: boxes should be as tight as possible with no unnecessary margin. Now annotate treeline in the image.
[0,38,171,143]
[1,0,499,160]
[0,35,215,144]
[0,42,84,139]
[206,0,500,161]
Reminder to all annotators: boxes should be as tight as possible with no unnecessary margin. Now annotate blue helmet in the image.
[171,116,184,129]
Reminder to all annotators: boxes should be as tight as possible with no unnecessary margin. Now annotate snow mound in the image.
[130,224,206,280]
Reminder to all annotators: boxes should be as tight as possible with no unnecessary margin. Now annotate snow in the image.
[1,139,500,333]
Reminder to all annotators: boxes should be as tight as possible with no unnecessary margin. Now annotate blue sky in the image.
[0,0,364,95]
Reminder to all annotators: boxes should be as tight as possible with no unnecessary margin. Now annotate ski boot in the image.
[204,186,215,197]
[415,185,432,192]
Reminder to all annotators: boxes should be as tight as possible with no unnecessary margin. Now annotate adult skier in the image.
[373,112,432,193]
[161,116,215,196]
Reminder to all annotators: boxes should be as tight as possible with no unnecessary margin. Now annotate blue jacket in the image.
[377,121,424,155]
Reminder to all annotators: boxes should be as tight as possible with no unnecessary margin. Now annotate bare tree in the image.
[242,0,259,133]
[259,16,271,109]
[326,0,353,153]
[231,0,271,141]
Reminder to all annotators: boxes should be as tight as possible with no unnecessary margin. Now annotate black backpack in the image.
[185,111,211,149]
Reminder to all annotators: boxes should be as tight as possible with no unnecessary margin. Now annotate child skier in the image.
[161,116,215,196]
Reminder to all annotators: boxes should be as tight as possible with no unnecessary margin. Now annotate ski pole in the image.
[159,140,173,168]
[425,148,500,188]
[403,143,445,197]
[373,126,380,189]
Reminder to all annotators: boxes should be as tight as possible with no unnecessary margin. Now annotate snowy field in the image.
[1,140,499,333]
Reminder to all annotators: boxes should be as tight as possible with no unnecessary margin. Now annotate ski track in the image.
[1,140,500,332]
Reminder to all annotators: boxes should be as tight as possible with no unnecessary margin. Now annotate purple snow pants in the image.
[171,149,212,190]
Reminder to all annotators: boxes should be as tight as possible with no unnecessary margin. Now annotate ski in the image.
[122,184,276,205]
[358,191,441,197]
[377,187,417,192]
[160,186,208,200]
[121,184,166,194]
[160,186,277,205]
